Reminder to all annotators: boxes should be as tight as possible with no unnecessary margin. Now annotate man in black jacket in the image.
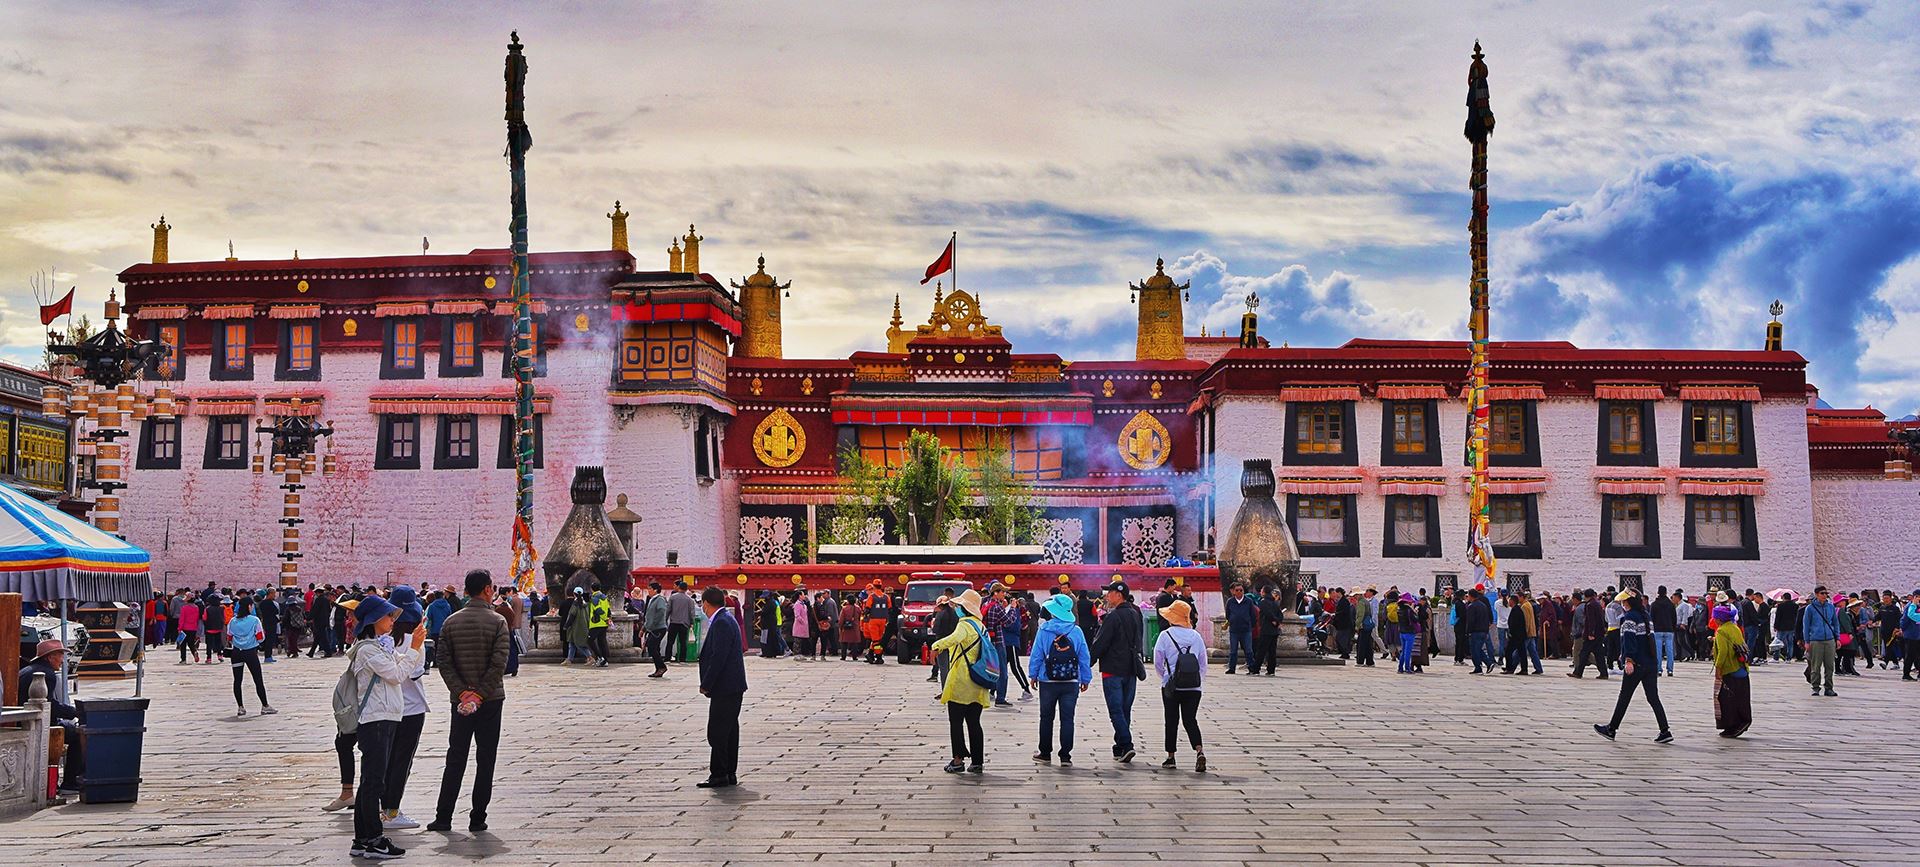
[1331,588,1355,660]
[1773,592,1800,662]
[697,586,747,788]
[1254,586,1286,676]
[928,596,959,685]
[1650,586,1677,675]
[1222,583,1256,673]
[1570,590,1609,679]
[1464,589,1495,674]
[1087,581,1142,763]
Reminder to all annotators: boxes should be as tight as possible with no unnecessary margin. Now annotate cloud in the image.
[1502,154,1920,413]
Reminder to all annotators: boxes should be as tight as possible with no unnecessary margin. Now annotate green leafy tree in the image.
[968,439,1040,545]
[828,430,1041,547]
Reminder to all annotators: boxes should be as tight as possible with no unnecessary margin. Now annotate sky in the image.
[3,1,1918,411]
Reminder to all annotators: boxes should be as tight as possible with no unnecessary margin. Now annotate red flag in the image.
[920,235,954,285]
[39,287,74,326]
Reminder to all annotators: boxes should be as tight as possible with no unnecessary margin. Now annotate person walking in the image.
[984,585,1028,704]
[1222,583,1255,674]
[697,586,747,788]
[1711,603,1752,737]
[1152,599,1208,771]
[256,590,281,663]
[344,594,424,860]
[1570,590,1609,679]
[1353,587,1376,667]
[427,570,511,833]
[308,587,333,659]
[227,596,275,716]
[424,590,453,671]
[666,582,694,663]
[1088,580,1143,763]
[202,592,227,665]
[282,589,307,659]
[586,588,613,668]
[1650,586,1677,675]
[177,595,203,663]
[1799,585,1841,697]
[1331,588,1354,661]
[1593,590,1672,744]
[861,587,891,664]
[1029,592,1092,767]
[644,582,670,677]
[1464,588,1494,674]
[1774,591,1801,662]
[1899,589,1920,680]
[928,595,958,686]
[1502,593,1535,675]
[931,588,992,774]
[1253,585,1284,676]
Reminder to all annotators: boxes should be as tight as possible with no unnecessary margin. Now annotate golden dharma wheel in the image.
[790,574,803,586]
[896,574,909,585]
[844,575,855,585]
[735,574,748,585]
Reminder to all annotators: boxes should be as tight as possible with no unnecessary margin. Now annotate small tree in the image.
[968,439,1040,545]
[889,430,970,544]
[829,430,1042,547]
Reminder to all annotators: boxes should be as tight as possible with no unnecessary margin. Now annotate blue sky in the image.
[2,2,1917,411]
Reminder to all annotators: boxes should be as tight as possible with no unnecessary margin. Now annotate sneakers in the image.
[424,819,452,833]
[1120,749,1136,764]
[1194,753,1207,772]
[1032,753,1050,764]
[350,837,406,860]
[1593,724,1616,741]
[1160,755,1176,769]
[943,760,966,774]
[261,706,278,715]
[236,706,247,717]
[1059,757,1072,767]
[1654,731,1674,744]
[1018,692,1034,702]
[383,809,420,830]
[993,700,1012,708]
[323,793,354,812]
[1823,689,1838,697]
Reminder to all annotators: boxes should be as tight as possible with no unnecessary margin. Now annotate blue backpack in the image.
[963,620,1002,689]
[1043,628,1080,682]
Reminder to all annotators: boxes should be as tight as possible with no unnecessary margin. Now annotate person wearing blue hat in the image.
[379,587,431,832]
[1028,591,1092,767]
[343,592,425,860]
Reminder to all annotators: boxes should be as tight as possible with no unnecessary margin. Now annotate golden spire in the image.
[933,280,943,305]
[150,215,170,264]
[886,293,907,353]
[1131,256,1189,360]
[681,224,702,274]
[608,200,629,252]
[668,237,683,272]
[729,254,790,359]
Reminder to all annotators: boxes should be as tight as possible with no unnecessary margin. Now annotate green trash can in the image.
[1144,616,1163,659]
[683,616,703,662]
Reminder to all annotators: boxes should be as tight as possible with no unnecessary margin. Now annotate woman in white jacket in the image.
[345,595,425,860]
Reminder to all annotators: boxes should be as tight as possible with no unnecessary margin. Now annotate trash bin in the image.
[683,616,702,662]
[75,696,149,804]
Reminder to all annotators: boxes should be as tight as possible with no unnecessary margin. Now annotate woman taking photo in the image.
[930,588,992,774]
[344,594,425,860]
[226,596,275,716]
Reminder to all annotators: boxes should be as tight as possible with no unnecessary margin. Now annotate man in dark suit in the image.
[697,586,747,789]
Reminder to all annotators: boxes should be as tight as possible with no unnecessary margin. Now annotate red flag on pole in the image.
[920,234,955,285]
[39,287,74,326]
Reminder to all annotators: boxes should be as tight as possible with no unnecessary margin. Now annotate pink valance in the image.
[1596,478,1667,495]
[1486,385,1548,402]
[491,300,550,316]
[1379,478,1448,496]
[187,397,257,416]
[1277,386,1362,403]
[1485,478,1550,494]
[132,305,189,320]
[1595,383,1665,401]
[267,304,323,320]
[374,302,431,317]
[432,300,490,315]
[1376,384,1452,401]
[201,304,257,320]
[368,395,552,416]
[1678,479,1766,496]
[1278,478,1364,495]
[264,399,323,417]
[1678,384,1762,402]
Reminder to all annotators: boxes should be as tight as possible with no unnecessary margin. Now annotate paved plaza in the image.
[3,652,1916,866]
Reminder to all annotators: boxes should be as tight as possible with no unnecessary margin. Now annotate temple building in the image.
[106,213,1914,595]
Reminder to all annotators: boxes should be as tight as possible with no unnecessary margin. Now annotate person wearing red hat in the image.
[17,639,84,792]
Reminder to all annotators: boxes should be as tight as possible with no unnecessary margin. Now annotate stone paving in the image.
[2,649,1916,866]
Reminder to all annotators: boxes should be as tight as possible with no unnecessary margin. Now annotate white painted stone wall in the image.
[1201,395,1817,595]
[1811,475,1920,593]
[120,336,726,590]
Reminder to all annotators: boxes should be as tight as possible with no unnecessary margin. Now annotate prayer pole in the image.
[505,32,540,591]
[1464,42,1498,588]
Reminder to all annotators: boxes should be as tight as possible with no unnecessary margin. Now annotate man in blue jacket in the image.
[697,586,747,788]
[1222,583,1256,674]
[1799,585,1841,697]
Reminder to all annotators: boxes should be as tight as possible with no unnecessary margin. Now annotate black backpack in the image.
[1043,630,1079,681]
[1169,638,1202,689]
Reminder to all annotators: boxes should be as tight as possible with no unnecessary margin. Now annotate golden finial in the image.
[933,280,943,305]
[150,215,170,264]
[890,294,903,328]
[681,223,703,274]
[608,200,629,252]
[668,237,683,272]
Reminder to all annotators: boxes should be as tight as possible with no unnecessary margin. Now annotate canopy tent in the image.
[0,481,151,602]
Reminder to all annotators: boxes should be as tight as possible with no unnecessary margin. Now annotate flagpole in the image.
[951,230,959,299]
[1464,41,1498,590]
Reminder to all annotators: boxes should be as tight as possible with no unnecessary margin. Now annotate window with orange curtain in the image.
[222,322,248,371]
[853,426,1064,480]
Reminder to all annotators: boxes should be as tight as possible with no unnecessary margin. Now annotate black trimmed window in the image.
[1382,494,1441,558]
[137,418,181,470]
[497,414,545,469]
[1681,402,1756,468]
[1599,494,1660,558]
[148,323,182,380]
[211,321,252,381]
[376,414,421,469]
[1487,493,1541,559]
[1683,494,1758,560]
[1597,400,1657,467]
[694,413,719,482]
[1285,493,1358,557]
[203,415,249,469]
[435,414,479,469]
[1284,401,1356,466]
[1489,401,1540,466]
[275,321,321,381]
[441,315,482,377]
[500,316,548,378]
[1381,399,1440,466]
[382,318,424,379]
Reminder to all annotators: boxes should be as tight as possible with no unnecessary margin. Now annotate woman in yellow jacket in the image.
[932,588,992,774]
[1710,604,1751,738]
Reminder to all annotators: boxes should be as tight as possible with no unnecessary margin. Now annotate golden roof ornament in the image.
[607,200,629,252]
[150,215,170,264]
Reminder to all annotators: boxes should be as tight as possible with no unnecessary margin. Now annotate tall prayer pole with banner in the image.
[505,32,540,591]
[1464,42,1498,588]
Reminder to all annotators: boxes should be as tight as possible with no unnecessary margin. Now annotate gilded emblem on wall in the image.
[752,407,805,467]
[574,312,590,332]
[342,318,358,337]
[1118,410,1170,470]
[1101,379,1115,398]
[1149,380,1163,399]
[800,376,814,396]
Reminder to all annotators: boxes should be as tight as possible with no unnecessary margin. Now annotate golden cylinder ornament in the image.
[271,454,286,472]
[322,454,338,474]
[251,454,265,473]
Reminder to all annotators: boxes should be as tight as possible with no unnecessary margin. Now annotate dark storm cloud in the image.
[0,132,134,182]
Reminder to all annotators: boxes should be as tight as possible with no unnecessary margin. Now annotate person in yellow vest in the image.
[587,590,613,668]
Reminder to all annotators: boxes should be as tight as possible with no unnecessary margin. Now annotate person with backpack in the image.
[339,593,425,860]
[226,596,275,717]
[202,593,227,665]
[931,588,994,774]
[1799,585,1842,696]
[1088,580,1144,763]
[1152,599,1208,772]
[1029,592,1092,767]
[1710,604,1751,738]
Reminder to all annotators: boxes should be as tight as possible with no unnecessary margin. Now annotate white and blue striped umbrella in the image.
[0,481,151,602]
